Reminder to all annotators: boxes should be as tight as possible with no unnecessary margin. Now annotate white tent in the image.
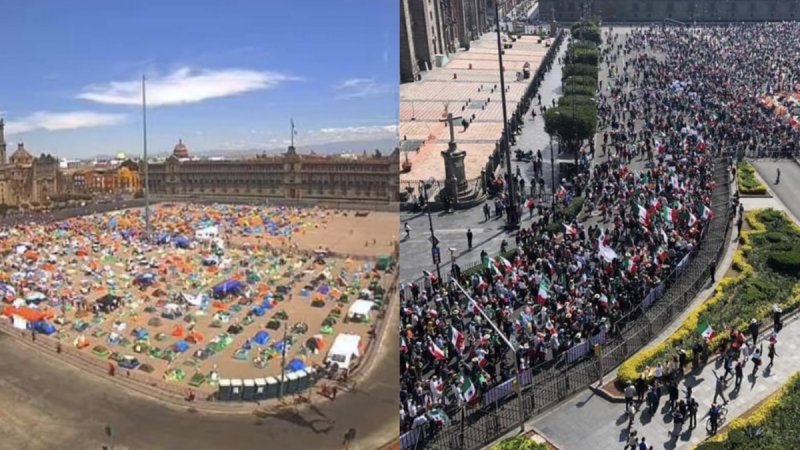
[347,299,374,320]
[195,226,219,242]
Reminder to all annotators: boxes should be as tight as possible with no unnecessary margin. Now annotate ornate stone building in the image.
[69,159,140,194]
[145,141,401,204]
[0,119,60,206]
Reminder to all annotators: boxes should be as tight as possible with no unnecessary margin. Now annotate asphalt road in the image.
[0,327,397,450]
[752,159,800,220]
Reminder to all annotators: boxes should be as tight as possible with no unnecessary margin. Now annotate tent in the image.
[250,306,267,317]
[212,279,245,299]
[174,237,192,249]
[347,299,375,321]
[134,273,156,286]
[173,340,190,353]
[32,320,57,335]
[202,255,220,266]
[195,226,219,242]
[253,330,270,346]
[305,334,325,352]
[287,358,305,372]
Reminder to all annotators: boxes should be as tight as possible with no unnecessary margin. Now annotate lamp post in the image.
[548,130,557,210]
[419,180,442,280]
[494,0,519,229]
[141,75,150,244]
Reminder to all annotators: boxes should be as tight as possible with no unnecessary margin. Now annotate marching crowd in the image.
[400,21,800,440]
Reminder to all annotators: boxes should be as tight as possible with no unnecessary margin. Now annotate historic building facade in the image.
[0,119,60,206]
[69,159,140,194]
[145,141,400,204]
[540,0,800,22]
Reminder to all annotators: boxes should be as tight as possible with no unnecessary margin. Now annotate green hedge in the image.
[562,63,599,81]
[545,196,585,233]
[568,47,599,66]
[766,249,800,274]
[737,161,768,195]
[558,95,596,108]
[490,436,548,450]
[564,75,597,88]
[570,40,598,51]
[572,26,601,44]
[564,84,596,97]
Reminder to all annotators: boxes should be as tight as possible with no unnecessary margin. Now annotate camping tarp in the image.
[32,320,57,335]
[212,279,245,298]
[347,299,375,319]
[173,340,190,352]
[287,358,305,372]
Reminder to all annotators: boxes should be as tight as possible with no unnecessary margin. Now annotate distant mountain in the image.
[86,138,398,161]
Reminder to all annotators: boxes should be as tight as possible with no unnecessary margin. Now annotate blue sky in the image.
[0,0,398,158]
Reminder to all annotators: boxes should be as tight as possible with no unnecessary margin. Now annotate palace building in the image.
[0,119,60,206]
[145,140,400,204]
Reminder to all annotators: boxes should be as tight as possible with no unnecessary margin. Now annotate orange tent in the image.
[171,324,185,338]
[23,250,39,261]
[2,306,52,322]
[212,300,227,310]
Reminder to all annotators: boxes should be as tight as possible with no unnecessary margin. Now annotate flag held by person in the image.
[460,377,479,406]
[697,320,716,341]
[450,326,465,353]
[429,340,446,361]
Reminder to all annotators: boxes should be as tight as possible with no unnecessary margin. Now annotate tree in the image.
[544,104,597,164]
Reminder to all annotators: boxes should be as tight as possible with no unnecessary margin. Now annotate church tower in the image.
[0,118,6,165]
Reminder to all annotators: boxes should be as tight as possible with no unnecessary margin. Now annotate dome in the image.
[173,139,189,158]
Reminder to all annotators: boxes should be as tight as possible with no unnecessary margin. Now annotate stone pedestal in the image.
[438,141,486,210]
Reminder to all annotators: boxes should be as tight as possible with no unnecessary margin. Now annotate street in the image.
[0,324,398,450]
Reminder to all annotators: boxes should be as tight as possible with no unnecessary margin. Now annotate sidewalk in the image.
[513,195,800,450]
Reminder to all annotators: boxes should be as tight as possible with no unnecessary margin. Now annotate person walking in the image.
[748,318,759,346]
[712,370,728,405]
[775,167,781,184]
[734,360,743,391]
[404,222,411,240]
[646,385,658,415]
[687,396,698,429]
[483,203,491,221]
[773,304,783,333]
[767,337,777,367]
[751,345,763,377]
[624,382,636,408]
[466,228,473,250]
[708,403,721,435]
[668,381,679,411]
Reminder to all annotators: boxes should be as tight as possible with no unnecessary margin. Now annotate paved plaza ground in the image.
[399,32,553,187]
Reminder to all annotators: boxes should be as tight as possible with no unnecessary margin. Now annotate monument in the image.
[438,112,486,209]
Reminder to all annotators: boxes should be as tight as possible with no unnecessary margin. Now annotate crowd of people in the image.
[396,21,800,436]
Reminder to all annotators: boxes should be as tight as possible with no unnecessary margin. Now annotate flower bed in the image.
[697,372,800,449]
[490,436,548,450]
[737,161,768,195]
[617,209,800,386]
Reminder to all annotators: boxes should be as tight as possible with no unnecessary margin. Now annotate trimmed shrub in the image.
[490,436,548,450]
[766,249,800,274]
[568,47,599,66]
[562,63,599,81]
[564,84,596,97]
[565,75,597,88]
[558,95,596,108]
[737,161,768,195]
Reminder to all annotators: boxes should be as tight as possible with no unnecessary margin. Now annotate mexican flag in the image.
[686,211,698,228]
[700,205,714,221]
[400,336,408,353]
[461,377,479,405]
[498,256,513,269]
[656,246,669,263]
[429,408,449,424]
[537,276,552,304]
[451,326,465,353]
[429,340,446,361]
[697,320,716,341]
[484,256,502,277]
[563,223,578,238]
[622,256,637,273]
[636,204,649,225]
[468,299,483,315]
[662,206,678,225]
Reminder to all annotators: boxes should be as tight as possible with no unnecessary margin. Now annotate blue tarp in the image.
[173,340,190,353]
[273,340,289,353]
[253,330,270,345]
[250,306,266,317]
[32,321,57,335]
[212,279,245,298]
[261,297,275,309]
[174,236,191,249]
[287,359,305,372]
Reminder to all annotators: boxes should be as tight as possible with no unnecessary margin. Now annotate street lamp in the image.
[494,0,519,229]
[419,179,442,280]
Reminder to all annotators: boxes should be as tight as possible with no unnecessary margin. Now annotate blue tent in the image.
[156,234,171,245]
[317,285,330,295]
[173,340,190,353]
[174,236,191,249]
[32,321,57,335]
[212,279,245,298]
[135,273,156,285]
[250,306,266,317]
[273,340,289,353]
[133,328,149,340]
[261,296,275,309]
[287,359,305,372]
[253,330,270,345]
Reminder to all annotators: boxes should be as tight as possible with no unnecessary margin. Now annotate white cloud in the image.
[78,67,297,107]
[5,111,127,135]
[334,78,393,99]
[319,125,398,135]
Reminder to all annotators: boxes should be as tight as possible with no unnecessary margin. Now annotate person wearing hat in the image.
[748,318,759,346]
[767,336,778,368]
[772,304,783,333]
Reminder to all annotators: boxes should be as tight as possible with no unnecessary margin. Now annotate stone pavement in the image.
[399,37,568,281]
[400,31,551,184]
[502,194,800,450]
[752,158,800,221]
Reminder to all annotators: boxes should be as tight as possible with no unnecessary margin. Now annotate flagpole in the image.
[290,119,294,148]
[142,75,150,244]
[451,279,525,433]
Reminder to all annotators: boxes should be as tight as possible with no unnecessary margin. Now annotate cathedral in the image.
[0,118,60,207]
